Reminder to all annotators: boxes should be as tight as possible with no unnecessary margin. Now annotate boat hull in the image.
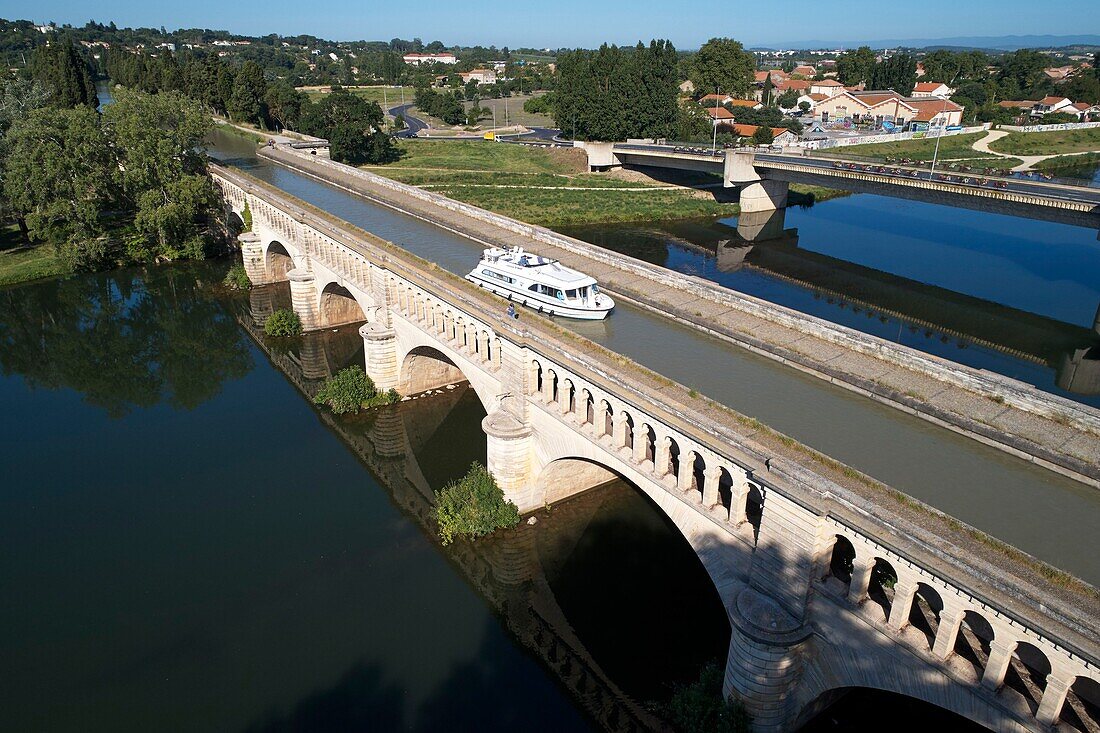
[466,274,614,320]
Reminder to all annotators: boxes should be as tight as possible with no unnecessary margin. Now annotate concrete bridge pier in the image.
[361,323,400,392]
[288,267,320,331]
[238,232,269,286]
[739,180,790,214]
[483,409,536,511]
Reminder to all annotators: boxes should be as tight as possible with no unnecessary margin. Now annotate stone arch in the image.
[745,480,765,540]
[953,609,995,683]
[825,534,856,590]
[907,583,943,650]
[867,558,898,621]
[580,388,594,425]
[1003,640,1051,716]
[1060,675,1100,732]
[794,685,1004,733]
[393,343,496,416]
[317,281,367,328]
[717,465,734,513]
[227,210,245,234]
[529,453,744,615]
[599,399,614,437]
[265,240,294,281]
[622,411,635,451]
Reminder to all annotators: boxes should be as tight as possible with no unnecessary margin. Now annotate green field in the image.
[989,127,1100,156]
[819,132,991,161]
[1034,151,1100,171]
[0,226,66,287]
[379,139,587,174]
[465,94,556,128]
[298,85,407,109]
[365,138,843,226]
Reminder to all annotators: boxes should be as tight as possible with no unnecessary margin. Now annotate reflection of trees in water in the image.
[0,265,252,417]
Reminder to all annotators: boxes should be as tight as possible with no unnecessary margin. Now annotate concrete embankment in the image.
[257,146,1100,488]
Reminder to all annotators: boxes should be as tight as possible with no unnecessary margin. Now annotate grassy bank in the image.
[819,132,1008,162]
[0,225,66,287]
[1033,152,1100,172]
[366,139,844,225]
[297,85,403,108]
[989,127,1100,156]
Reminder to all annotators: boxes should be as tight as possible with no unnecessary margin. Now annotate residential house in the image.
[810,90,963,128]
[792,64,817,77]
[699,94,762,110]
[916,62,926,77]
[775,79,812,94]
[728,124,800,144]
[705,106,736,126]
[460,69,497,84]
[1071,102,1099,120]
[809,79,845,97]
[403,52,458,65]
[1043,65,1090,82]
[910,81,954,98]
[679,80,695,94]
[1033,96,1076,115]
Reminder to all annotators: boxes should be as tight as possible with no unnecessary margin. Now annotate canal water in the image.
[0,265,989,731]
[207,130,1100,586]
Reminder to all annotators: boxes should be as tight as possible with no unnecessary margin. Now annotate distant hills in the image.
[752,35,1100,52]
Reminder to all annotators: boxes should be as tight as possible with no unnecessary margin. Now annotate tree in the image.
[552,40,679,141]
[297,89,396,165]
[777,89,799,109]
[836,46,876,86]
[752,126,774,145]
[688,38,755,98]
[3,106,118,257]
[868,54,917,95]
[103,89,220,260]
[264,79,306,131]
[228,60,267,125]
[659,662,751,733]
[29,37,97,108]
[798,100,811,113]
[435,462,520,546]
[997,49,1047,93]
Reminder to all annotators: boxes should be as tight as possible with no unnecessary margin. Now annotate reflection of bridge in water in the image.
[663,209,1100,396]
[235,301,676,732]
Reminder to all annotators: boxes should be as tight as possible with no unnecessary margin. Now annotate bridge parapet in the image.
[212,164,1100,733]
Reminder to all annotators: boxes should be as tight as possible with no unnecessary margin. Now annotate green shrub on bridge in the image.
[264,308,302,337]
[313,365,400,414]
[241,201,253,232]
[659,661,751,732]
[436,462,520,546]
[223,263,251,290]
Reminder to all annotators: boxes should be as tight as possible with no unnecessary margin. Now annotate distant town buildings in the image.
[460,68,497,84]
[811,90,964,128]
[403,52,458,65]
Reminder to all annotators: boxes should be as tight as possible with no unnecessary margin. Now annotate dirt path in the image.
[971,130,1098,171]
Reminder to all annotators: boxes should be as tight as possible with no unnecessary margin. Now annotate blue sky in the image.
[3,0,1096,48]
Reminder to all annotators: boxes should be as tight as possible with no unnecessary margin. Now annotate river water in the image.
[208,130,1100,587]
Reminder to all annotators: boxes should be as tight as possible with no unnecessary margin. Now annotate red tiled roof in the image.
[998,100,1035,108]
[913,82,947,92]
[727,123,795,139]
[1039,96,1070,105]
[727,98,760,107]
[807,93,829,102]
[813,79,843,87]
[776,79,811,91]
[705,107,735,120]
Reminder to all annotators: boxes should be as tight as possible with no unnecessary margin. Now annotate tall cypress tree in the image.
[30,38,98,109]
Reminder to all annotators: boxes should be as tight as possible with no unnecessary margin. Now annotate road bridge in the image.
[582,143,1100,232]
[215,163,1100,733]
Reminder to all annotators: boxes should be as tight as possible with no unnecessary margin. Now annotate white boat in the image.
[465,246,614,320]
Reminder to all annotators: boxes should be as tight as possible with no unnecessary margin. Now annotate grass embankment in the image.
[1033,152,1100,175]
[366,139,843,226]
[819,132,1023,168]
[0,225,65,287]
[989,127,1100,156]
[465,94,556,128]
[297,85,404,108]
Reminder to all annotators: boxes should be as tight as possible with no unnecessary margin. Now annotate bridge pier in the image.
[238,232,270,286]
[738,180,790,214]
[483,409,536,511]
[361,323,400,392]
[288,268,320,331]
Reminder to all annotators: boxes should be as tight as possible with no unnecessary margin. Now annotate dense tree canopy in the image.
[688,37,755,98]
[29,38,98,108]
[868,54,918,95]
[298,89,397,165]
[836,46,877,86]
[553,40,679,141]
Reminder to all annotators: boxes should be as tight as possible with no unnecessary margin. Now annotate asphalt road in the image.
[388,103,426,138]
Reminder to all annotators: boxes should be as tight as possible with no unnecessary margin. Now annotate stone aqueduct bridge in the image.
[213,164,1100,733]
[580,143,1100,231]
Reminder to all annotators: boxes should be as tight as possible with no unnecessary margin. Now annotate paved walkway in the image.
[972,129,1098,171]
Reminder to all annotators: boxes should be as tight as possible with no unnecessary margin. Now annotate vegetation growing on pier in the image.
[657,661,751,733]
[313,365,399,414]
[435,462,521,545]
[264,308,302,337]
[222,263,252,290]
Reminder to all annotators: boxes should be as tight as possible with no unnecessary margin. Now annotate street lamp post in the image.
[927,94,951,180]
[712,88,721,154]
